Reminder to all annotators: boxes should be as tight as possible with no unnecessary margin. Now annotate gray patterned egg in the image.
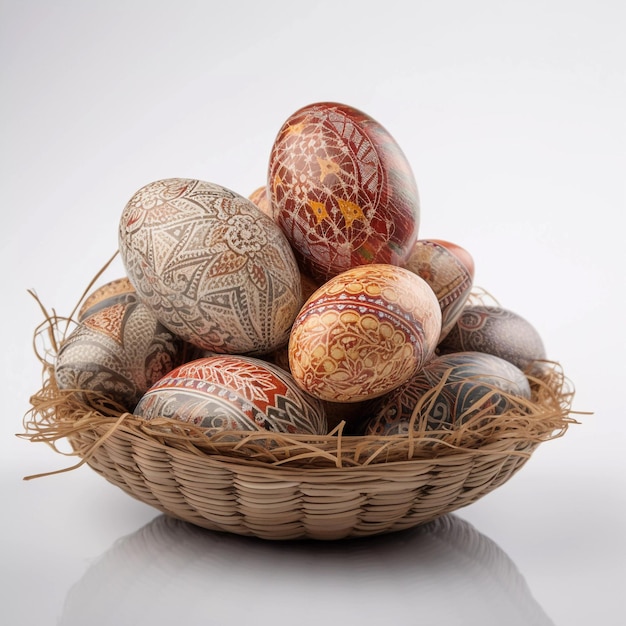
[134,355,328,435]
[362,351,531,436]
[437,304,547,371]
[55,297,191,413]
[118,178,303,355]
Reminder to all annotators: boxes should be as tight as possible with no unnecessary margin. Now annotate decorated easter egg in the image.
[288,264,442,403]
[438,305,547,371]
[403,239,474,342]
[363,351,531,436]
[118,178,303,355]
[268,102,420,283]
[258,345,371,433]
[78,277,136,321]
[134,355,328,435]
[248,185,277,221]
[55,298,190,413]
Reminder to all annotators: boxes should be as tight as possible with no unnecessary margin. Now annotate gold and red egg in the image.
[56,101,547,437]
[288,264,442,403]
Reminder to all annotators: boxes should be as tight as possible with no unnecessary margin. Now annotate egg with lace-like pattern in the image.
[268,101,420,283]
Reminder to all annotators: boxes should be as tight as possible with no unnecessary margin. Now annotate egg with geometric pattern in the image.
[55,297,191,413]
[402,239,475,342]
[133,355,328,435]
[118,178,303,356]
[362,351,531,436]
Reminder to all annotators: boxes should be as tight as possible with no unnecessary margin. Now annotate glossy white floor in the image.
[3,2,624,624]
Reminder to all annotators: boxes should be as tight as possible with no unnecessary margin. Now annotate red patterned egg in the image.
[268,102,420,283]
[437,304,547,372]
[403,239,474,342]
[78,277,136,322]
[55,297,191,412]
[118,178,303,355]
[288,264,442,403]
[363,351,531,436]
[134,355,328,435]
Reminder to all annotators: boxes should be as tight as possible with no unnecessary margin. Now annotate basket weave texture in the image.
[22,289,576,541]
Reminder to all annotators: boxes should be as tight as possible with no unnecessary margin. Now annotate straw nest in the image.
[21,273,578,541]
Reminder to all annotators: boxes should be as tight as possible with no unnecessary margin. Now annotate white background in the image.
[2,1,624,624]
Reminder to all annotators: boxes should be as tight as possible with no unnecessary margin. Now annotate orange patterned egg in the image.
[134,355,327,435]
[78,277,136,322]
[403,239,474,342]
[55,298,190,413]
[247,185,277,222]
[288,264,442,403]
[268,102,420,283]
[118,178,303,355]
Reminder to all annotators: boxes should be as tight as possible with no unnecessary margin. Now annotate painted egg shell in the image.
[403,239,474,342]
[118,178,303,355]
[257,345,372,433]
[363,351,531,436]
[268,101,420,283]
[288,264,442,403]
[437,304,547,372]
[78,277,136,322]
[55,299,190,413]
[134,355,328,435]
[247,185,277,222]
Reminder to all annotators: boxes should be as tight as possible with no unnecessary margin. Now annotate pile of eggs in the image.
[55,101,547,439]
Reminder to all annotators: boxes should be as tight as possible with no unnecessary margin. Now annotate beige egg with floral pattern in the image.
[288,264,442,403]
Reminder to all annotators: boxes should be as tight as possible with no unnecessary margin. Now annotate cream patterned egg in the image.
[118,178,303,355]
[268,102,420,283]
[288,264,442,403]
[437,305,547,371]
[55,297,191,413]
[403,239,474,342]
[133,355,328,435]
[362,351,531,436]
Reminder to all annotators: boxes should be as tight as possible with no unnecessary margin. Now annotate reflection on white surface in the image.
[59,514,553,626]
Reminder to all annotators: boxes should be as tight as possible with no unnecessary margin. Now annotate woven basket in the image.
[22,285,576,541]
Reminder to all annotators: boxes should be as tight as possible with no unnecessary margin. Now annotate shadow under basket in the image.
[22,303,577,541]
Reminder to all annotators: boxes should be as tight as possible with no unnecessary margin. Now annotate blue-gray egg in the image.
[437,305,546,371]
[362,351,531,436]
